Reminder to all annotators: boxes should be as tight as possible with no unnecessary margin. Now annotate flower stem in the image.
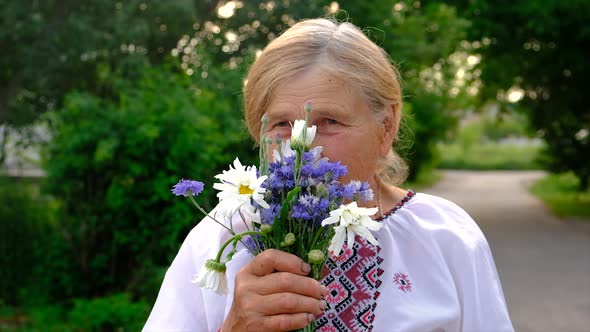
[296,321,315,332]
[215,231,263,262]
[189,196,235,235]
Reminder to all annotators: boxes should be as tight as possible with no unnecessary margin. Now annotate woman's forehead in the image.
[265,101,353,120]
[266,72,364,119]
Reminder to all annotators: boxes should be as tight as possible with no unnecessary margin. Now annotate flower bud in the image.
[307,249,325,264]
[280,232,296,247]
[205,259,227,272]
[304,101,312,114]
[290,119,316,150]
[260,224,272,235]
[315,183,329,199]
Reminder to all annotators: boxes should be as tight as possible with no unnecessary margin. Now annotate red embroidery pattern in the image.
[315,190,415,332]
[376,190,416,222]
[315,237,383,332]
[393,272,412,293]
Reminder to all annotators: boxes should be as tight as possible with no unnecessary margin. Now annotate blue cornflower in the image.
[291,194,330,221]
[260,203,281,225]
[172,179,204,197]
[342,181,358,199]
[300,163,314,177]
[327,183,344,200]
[302,147,323,163]
[265,173,285,191]
[343,180,374,201]
[243,234,265,253]
[327,161,348,180]
[266,159,296,191]
[312,161,347,182]
[310,161,331,178]
[359,181,374,201]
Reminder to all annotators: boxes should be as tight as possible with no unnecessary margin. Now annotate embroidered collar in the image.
[376,189,416,222]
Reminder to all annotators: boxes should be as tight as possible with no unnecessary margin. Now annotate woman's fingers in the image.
[245,249,311,276]
[261,312,316,332]
[255,271,327,299]
[256,292,327,316]
[223,249,329,331]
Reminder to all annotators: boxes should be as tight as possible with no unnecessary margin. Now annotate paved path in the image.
[423,170,590,332]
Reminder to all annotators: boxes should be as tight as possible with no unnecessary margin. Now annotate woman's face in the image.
[263,67,393,184]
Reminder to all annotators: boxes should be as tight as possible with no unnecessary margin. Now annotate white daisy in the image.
[305,145,327,164]
[213,158,269,218]
[192,260,228,295]
[244,201,261,224]
[272,139,296,162]
[290,119,317,150]
[321,201,383,256]
[273,139,325,165]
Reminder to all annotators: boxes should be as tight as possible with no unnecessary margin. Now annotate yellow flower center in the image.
[239,184,254,195]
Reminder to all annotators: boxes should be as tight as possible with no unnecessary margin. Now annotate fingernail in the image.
[319,299,327,311]
[307,313,315,323]
[320,285,328,296]
[301,262,311,273]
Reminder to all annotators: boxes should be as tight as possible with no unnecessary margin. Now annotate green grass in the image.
[402,169,442,191]
[438,142,543,170]
[530,172,590,220]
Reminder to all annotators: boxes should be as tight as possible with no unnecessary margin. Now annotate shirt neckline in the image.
[375,189,416,222]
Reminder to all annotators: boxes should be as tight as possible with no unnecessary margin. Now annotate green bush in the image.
[438,142,543,170]
[530,172,590,219]
[400,91,458,180]
[4,294,148,332]
[437,110,543,170]
[0,177,56,306]
[67,294,150,332]
[42,64,252,300]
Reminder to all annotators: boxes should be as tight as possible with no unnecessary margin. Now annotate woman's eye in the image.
[318,118,340,126]
[267,121,292,138]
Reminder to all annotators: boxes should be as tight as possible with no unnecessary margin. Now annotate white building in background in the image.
[0,124,47,177]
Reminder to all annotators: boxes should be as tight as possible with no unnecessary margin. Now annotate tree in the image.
[0,0,196,162]
[42,64,244,298]
[2,0,476,180]
[452,0,590,190]
[179,0,472,179]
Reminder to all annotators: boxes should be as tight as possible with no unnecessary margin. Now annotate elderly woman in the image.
[144,18,514,332]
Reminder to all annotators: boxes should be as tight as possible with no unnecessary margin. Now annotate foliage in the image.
[0,0,514,328]
[42,64,247,299]
[0,177,56,306]
[2,0,476,181]
[530,172,590,219]
[0,0,196,163]
[0,0,194,123]
[438,142,542,170]
[475,110,532,142]
[338,1,472,179]
[181,0,473,180]
[398,91,458,179]
[452,0,590,190]
[437,110,543,170]
[401,169,442,191]
[67,294,150,332]
[1,294,149,332]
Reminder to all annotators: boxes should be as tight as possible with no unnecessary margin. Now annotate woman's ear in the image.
[379,103,400,155]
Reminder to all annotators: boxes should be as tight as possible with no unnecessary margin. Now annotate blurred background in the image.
[0,0,588,331]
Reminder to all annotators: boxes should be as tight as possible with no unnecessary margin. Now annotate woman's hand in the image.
[221,249,328,331]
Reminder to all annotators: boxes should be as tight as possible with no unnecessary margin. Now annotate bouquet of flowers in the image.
[171,104,383,331]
